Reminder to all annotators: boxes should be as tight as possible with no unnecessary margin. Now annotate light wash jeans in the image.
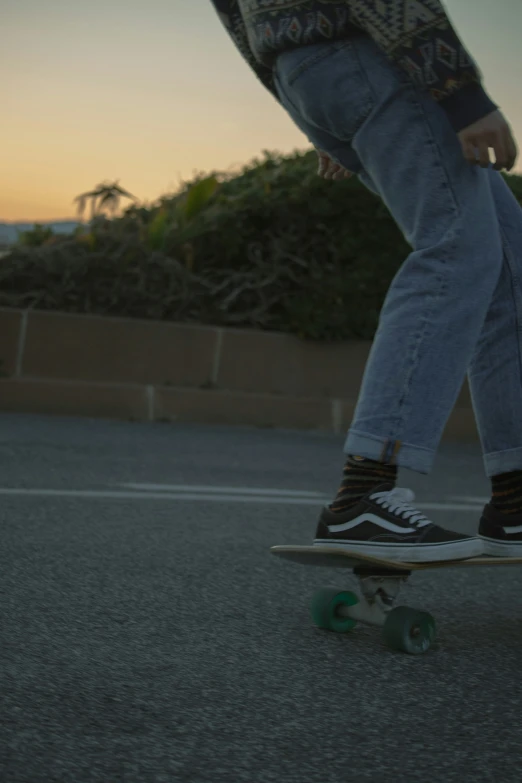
[273,34,522,478]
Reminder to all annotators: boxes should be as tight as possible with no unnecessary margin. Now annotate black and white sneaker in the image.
[314,483,484,563]
[479,503,522,557]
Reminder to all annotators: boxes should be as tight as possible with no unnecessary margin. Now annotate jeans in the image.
[273,34,522,477]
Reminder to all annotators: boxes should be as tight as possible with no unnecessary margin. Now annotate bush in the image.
[2,150,521,342]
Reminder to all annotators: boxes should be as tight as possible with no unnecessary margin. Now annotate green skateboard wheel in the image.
[382,606,436,654]
[310,588,359,633]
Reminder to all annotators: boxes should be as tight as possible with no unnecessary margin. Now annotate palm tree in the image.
[74,181,137,221]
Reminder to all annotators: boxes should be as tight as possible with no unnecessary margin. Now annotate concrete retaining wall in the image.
[0,308,478,439]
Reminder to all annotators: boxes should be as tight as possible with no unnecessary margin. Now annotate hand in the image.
[457,109,518,172]
[316,149,353,181]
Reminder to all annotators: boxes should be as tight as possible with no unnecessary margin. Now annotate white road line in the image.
[0,488,327,505]
[450,496,489,504]
[120,483,326,497]
[0,486,484,511]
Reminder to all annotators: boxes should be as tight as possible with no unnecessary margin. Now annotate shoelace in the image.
[369,487,432,528]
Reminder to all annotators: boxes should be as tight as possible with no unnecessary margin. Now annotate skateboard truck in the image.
[334,567,410,627]
[308,564,435,654]
[354,565,411,608]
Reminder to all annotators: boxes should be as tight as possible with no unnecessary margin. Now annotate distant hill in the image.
[0,221,82,246]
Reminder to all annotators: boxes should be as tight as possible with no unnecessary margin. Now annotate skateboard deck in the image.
[270,546,522,655]
[270,545,522,571]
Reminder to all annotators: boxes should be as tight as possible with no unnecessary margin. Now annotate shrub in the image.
[2,150,520,342]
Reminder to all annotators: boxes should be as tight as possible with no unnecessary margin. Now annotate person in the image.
[210,1,521,562]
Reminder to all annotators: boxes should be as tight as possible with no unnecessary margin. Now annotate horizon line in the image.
[0,217,82,225]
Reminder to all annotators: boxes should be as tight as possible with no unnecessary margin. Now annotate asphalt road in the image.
[1,414,521,782]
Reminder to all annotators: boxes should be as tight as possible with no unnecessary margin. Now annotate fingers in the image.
[316,149,353,180]
[505,132,518,172]
[333,168,353,180]
[461,139,490,168]
[324,162,352,180]
[476,141,491,168]
[492,130,518,172]
[317,151,329,177]
[324,161,340,179]
[461,133,518,173]
[492,133,508,171]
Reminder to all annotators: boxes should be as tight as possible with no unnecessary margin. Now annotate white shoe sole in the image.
[479,535,522,558]
[313,537,484,563]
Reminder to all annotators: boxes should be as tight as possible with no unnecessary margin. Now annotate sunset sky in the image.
[2,0,522,222]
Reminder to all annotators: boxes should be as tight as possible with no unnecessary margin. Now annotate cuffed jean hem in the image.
[483,446,522,478]
[344,429,435,475]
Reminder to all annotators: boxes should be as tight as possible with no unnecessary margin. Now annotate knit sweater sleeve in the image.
[347,0,497,132]
[210,0,280,103]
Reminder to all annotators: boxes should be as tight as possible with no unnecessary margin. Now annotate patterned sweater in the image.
[210,1,497,133]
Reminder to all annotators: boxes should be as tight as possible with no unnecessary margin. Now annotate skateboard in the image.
[270,546,522,655]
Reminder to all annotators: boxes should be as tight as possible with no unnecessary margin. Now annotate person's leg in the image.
[468,168,522,478]
[272,35,505,560]
[465,169,522,555]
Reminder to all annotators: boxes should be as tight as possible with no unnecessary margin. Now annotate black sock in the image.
[491,470,522,515]
[329,455,397,513]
